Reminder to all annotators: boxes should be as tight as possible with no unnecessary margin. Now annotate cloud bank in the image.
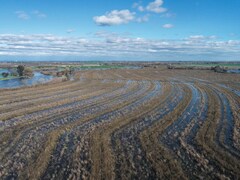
[0,33,239,61]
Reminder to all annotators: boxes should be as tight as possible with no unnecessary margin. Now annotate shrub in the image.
[2,72,9,78]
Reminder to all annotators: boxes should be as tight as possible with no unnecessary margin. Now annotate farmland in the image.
[0,65,239,179]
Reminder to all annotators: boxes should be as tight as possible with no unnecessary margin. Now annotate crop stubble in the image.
[0,68,239,179]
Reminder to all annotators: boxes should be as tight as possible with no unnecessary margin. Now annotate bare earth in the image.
[0,67,239,179]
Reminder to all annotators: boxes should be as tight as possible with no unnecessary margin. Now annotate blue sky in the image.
[0,0,240,61]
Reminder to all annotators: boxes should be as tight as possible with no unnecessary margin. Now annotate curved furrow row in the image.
[0,81,127,115]
[194,84,240,178]
[227,83,240,92]
[110,82,184,179]
[0,80,133,146]
[217,84,240,97]
[18,80,142,179]
[0,80,147,179]
[160,84,201,147]
[210,85,240,158]
[0,80,101,114]
[158,84,226,178]
[87,82,171,179]
[0,81,126,127]
[159,82,239,178]
[165,85,219,178]
[41,81,160,179]
[67,81,161,179]
[0,80,124,121]
[0,82,124,146]
[0,68,239,179]
[0,83,126,161]
[0,80,77,101]
[0,82,121,152]
[139,84,193,179]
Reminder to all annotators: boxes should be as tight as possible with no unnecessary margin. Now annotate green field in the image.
[0,73,20,81]
[177,63,240,68]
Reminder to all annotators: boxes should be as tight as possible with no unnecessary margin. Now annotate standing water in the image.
[0,71,53,88]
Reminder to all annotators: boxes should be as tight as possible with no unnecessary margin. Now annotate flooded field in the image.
[0,69,53,88]
[0,68,239,179]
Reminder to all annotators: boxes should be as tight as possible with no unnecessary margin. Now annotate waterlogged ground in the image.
[0,71,53,88]
[0,68,239,179]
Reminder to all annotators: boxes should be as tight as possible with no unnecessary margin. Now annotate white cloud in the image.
[189,35,205,40]
[32,10,47,18]
[132,2,139,8]
[15,10,47,20]
[95,1,167,26]
[133,0,167,13]
[161,13,176,18]
[148,49,158,52]
[132,2,144,11]
[146,0,167,13]
[0,33,239,61]
[136,14,150,23]
[227,40,240,46]
[15,11,30,20]
[187,35,217,41]
[93,10,135,26]
[138,6,145,12]
[66,29,75,33]
[162,24,174,28]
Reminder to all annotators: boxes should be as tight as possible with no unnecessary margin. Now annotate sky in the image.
[0,0,240,61]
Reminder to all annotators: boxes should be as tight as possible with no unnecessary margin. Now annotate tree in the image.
[17,65,25,76]
[16,65,33,77]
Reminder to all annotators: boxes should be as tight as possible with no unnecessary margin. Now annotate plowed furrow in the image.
[111,83,184,179]
[41,81,158,180]
[0,81,147,179]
